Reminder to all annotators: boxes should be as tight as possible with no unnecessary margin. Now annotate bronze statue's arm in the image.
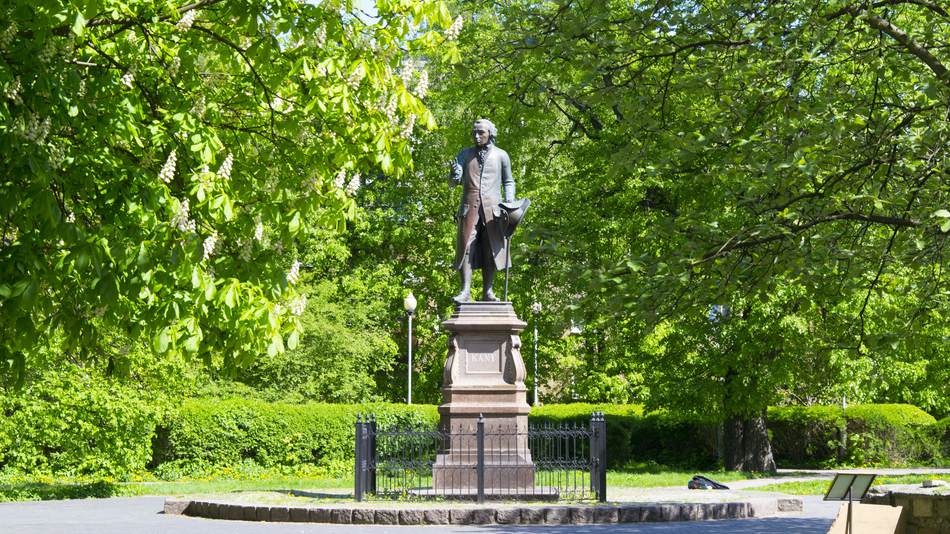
[501,151,515,202]
[448,150,464,186]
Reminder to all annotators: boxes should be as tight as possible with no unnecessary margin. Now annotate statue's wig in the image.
[473,119,497,143]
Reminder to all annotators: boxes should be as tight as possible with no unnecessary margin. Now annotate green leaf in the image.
[288,211,301,234]
[152,328,170,353]
[71,11,87,36]
[224,285,237,308]
[183,335,200,353]
[934,209,950,218]
[287,330,299,350]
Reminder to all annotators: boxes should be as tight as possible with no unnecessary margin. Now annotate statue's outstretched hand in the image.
[449,160,462,182]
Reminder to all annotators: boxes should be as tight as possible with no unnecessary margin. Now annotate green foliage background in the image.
[1,0,949,479]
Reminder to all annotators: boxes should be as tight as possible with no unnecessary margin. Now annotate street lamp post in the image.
[531,301,541,406]
[404,292,417,404]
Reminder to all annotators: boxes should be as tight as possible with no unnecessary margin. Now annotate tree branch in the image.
[53,0,226,35]
[826,4,950,86]
[695,211,921,265]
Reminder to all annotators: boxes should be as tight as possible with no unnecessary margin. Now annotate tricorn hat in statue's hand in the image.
[499,198,531,238]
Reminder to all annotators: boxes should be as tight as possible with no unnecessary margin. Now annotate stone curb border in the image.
[165,498,803,525]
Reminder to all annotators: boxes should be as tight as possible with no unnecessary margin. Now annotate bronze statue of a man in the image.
[448,119,516,303]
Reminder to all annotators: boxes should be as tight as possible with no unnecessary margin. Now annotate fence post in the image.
[589,415,596,494]
[476,414,485,504]
[354,414,364,502]
[597,412,607,502]
[368,414,377,495]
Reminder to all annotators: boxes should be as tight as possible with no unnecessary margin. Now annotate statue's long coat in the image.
[450,144,515,271]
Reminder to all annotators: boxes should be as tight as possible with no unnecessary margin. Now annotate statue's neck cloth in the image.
[476,144,492,169]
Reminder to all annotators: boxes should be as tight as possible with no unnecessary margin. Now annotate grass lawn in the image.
[0,474,351,502]
[607,469,761,488]
[750,474,946,495]
[5,468,939,502]
[0,467,761,502]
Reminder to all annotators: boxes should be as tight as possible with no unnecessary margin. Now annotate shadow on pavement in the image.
[475,517,834,533]
[0,480,121,501]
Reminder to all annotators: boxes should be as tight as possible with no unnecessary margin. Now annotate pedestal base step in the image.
[409,486,560,501]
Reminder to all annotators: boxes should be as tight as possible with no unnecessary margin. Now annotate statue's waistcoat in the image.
[452,145,514,271]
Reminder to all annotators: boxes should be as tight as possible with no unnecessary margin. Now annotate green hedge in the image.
[150,401,944,476]
[0,367,160,477]
[5,394,939,478]
[152,400,437,478]
[532,404,716,469]
[768,404,939,467]
[934,417,950,460]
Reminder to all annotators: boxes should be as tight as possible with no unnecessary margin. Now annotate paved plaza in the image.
[0,495,840,533]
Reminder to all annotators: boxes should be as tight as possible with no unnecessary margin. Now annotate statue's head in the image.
[472,119,496,147]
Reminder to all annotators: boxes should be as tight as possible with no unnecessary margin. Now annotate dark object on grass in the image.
[688,475,730,490]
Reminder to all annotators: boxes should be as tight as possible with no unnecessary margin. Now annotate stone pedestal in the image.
[432,302,535,492]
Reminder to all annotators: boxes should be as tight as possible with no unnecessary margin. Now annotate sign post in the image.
[824,472,877,534]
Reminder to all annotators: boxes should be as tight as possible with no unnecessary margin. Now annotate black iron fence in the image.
[354,413,607,503]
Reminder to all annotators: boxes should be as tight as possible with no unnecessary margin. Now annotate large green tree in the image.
[0,0,458,380]
[403,0,950,470]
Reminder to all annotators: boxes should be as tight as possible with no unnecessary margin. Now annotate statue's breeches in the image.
[455,202,510,271]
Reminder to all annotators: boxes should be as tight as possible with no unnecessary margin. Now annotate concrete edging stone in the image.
[164,498,798,525]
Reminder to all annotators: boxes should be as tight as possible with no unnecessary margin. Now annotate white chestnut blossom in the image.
[38,40,57,63]
[399,60,414,86]
[127,30,138,46]
[333,168,346,189]
[49,143,66,169]
[176,10,198,32]
[239,239,252,262]
[168,56,181,78]
[415,69,429,98]
[25,114,51,144]
[0,22,17,51]
[4,76,21,103]
[287,260,302,285]
[159,149,177,183]
[120,68,135,89]
[346,64,365,90]
[202,232,218,261]
[65,211,76,223]
[445,15,463,41]
[314,24,326,48]
[172,198,196,232]
[217,153,233,181]
[346,174,360,196]
[381,95,398,126]
[289,294,307,316]
[192,95,206,117]
[400,114,416,139]
[254,219,264,242]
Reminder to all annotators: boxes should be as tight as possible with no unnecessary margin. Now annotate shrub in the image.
[532,404,716,469]
[768,404,939,467]
[151,401,943,476]
[932,417,950,460]
[0,367,160,477]
[153,399,437,478]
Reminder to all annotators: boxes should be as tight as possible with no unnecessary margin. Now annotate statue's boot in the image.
[453,263,472,303]
[481,265,499,302]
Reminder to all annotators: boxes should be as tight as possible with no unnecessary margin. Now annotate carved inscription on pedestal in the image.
[465,340,504,373]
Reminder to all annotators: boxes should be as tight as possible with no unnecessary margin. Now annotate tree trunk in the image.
[723,410,776,472]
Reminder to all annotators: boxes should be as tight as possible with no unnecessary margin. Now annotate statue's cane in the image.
[504,235,511,301]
